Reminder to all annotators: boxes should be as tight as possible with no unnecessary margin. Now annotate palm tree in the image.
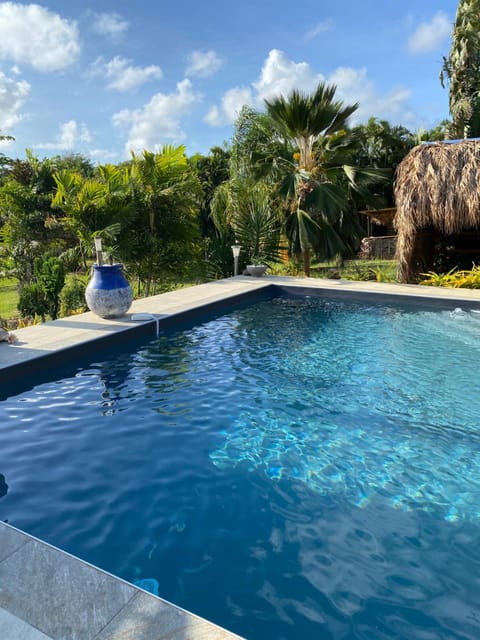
[52,164,132,269]
[210,178,282,269]
[263,82,361,275]
[126,146,203,295]
[265,83,358,172]
[441,0,480,138]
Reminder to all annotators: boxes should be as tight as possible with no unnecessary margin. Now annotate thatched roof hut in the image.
[394,139,480,282]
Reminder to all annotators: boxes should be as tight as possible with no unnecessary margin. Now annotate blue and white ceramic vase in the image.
[85,264,133,319]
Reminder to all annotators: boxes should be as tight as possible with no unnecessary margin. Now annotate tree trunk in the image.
[303,247,311,277]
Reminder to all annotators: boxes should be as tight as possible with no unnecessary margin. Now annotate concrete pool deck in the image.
[2,274,480,639]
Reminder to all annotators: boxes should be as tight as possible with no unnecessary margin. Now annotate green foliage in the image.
[59,277,87,316]
[368,265,395,282]
[203,234,237,279]
[123,146,203,295]
[38,256,65,319]
[0,153,66,285]
[440,0,480,137]
[18,282,48,320]
[267,259,303,276]
[50,153,95,177]
[0,276,19,318]
[52,163,133,268]
[265,82,359,171]
[419,266,480,288]
[17,255,65,320]
[261,82,366,273]
[348,118,414,208]
[211,180,282,267]
[307,258,398,282]
[189,146,230,237]
[230,105,293,179]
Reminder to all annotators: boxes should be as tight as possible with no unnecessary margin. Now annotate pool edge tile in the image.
[0,523,244,640]
[0,524,136,640]
[95,590,244,640]
[0,522,30,561]
[0,606,53,640]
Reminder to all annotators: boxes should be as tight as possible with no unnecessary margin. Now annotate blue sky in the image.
[0,0,459,163]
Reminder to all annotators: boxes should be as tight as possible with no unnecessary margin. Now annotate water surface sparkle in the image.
[1,296,480,640]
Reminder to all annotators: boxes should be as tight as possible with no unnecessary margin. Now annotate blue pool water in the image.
[2,295,480,639]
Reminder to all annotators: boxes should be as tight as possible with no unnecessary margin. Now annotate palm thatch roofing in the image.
[360,208,396,227]
[394,139,480,282]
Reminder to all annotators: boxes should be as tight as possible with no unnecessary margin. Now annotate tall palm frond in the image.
[265,82,358,170]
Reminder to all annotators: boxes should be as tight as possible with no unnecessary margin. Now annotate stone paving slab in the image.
[95,591,239,640]
[0,607,52,640]
[0,523,243,640]
[0,520,30,562]
[0,535,134,639]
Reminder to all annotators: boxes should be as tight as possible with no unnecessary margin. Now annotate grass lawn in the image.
[0,277,19,320]
[310,258,397,281]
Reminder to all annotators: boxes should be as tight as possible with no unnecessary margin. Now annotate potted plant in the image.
[246,255,268,277]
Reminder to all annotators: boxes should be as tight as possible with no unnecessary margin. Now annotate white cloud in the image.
[0,71,30,129]
[205,49,417,131]
[36,120,93,150]
[304,18,334,41]
[408,11,451,54]
[185,50,223,78]
[205,49,323,127]
[93,56,162,91]
[254,49,323,102]
[112,79,202,154]
[90,11,129,40]
[329,66,415,127]
[204,105,222,127]
[0,3,79,71]
[88,148,118,162]
[204,87,253,127]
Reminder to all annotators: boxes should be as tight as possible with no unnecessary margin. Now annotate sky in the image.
[0,0,460,164]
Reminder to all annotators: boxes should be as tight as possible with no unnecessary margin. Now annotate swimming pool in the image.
[2,292,480,639]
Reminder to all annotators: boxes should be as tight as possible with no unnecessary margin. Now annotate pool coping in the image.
[0,521,245,640]
[2,274,480,639]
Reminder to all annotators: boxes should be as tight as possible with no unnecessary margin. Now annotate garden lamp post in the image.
[94,236,104,266]
[231,243,241,276]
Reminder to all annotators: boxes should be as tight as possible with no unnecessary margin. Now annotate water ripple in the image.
[2,296,480,639]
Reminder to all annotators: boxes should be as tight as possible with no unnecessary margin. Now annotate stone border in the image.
[0,521,244,640]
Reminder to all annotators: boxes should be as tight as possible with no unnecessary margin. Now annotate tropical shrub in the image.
[123,146,203,296]
[210,179,282,272]
[59,277,87,316]
[18,283,48,321]
[419,266,480,288]
[17,255,65,321]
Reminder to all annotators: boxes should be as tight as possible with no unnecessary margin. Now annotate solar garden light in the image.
[94,236,104,266]
[231,243,241,276]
